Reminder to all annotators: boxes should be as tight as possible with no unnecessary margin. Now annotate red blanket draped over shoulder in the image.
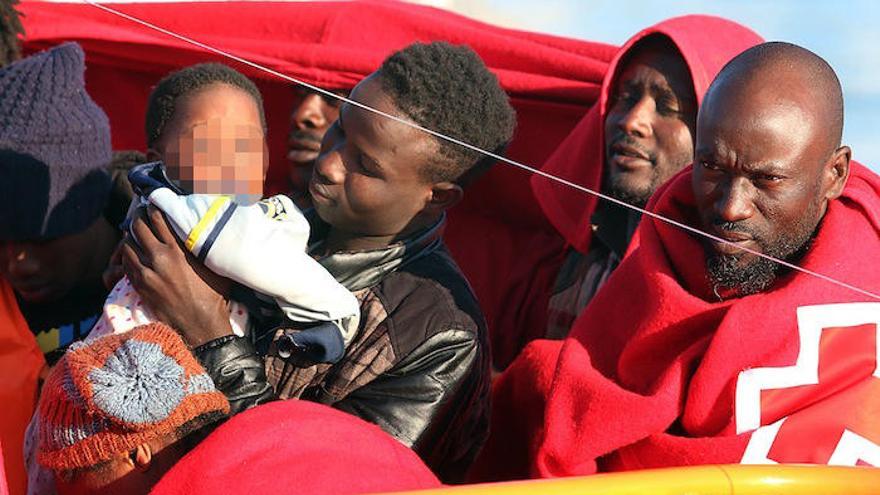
[487,16,763,368]
[474,163,880,480]
[18,1,617,365]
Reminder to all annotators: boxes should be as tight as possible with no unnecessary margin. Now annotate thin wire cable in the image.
[82,0,880,301]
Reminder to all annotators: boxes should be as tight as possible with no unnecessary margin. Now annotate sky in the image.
[427,0,880,171]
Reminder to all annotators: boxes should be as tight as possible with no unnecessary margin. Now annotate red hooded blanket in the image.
[18,1,616,360]
[474,163,880,480]
[490,15,764,369]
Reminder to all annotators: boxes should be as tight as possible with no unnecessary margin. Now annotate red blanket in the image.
[0,443,7,495]
[491,16,764,368]
[474,163,880,480]
[151,400,440,494]
[19,1,616,358]
[0,280,45,495]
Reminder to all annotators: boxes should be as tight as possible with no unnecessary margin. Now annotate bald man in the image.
[694,42,851,298]
[474,42,880,480]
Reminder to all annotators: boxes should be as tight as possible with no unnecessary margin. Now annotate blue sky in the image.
[448,0,880,171]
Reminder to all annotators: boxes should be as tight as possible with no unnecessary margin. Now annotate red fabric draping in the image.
[0,443,8,495]
[18,2,617,366]
[0,280,45,495]
[151,400,440,494]
[533,15,763,253]
[474,162,880,480]
[486,16,764,368]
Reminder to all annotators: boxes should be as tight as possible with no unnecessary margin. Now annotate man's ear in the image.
[131,443,153,473]
[824,145,851,201]
[145,149,161,163]
[425,182,463,214]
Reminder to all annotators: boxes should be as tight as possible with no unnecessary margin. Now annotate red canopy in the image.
[19,0,616,357]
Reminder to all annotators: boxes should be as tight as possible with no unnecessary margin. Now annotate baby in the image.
[26,63,358,495]
[89,117,359,364]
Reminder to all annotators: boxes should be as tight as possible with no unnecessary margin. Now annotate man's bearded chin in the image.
[705,210,821,298]
[603,168,659,208]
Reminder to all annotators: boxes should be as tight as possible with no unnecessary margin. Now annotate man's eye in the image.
[757,174,783,184]
[362,164,380,178]
[657,100,681,116]
[352,154,372,175]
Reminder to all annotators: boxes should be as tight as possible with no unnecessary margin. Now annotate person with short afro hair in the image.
[378,41,516,186]
[123,41,516,482]
[144,62,267,149]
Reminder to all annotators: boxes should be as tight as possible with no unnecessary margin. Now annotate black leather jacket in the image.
[193,216,490,482]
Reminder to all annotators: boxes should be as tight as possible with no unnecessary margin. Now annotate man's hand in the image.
[121,205,234,347]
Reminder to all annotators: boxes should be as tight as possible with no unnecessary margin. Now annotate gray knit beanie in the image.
[0,42,112,240]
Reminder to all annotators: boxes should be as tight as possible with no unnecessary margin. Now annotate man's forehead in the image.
[700,83,816,144]
[343,78,423,149]
[697,97,817,171]
[615,37,691,86]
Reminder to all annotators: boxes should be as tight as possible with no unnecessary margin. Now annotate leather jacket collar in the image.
[308,212,446,292]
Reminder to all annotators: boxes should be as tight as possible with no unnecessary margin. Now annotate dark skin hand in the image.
[120,205,234,347]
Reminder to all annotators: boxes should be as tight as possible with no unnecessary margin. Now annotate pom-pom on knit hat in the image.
[36,322,229,472]
[0,42,113,240]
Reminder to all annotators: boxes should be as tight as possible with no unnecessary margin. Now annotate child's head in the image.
[145,63,267,204]
[36,323,229,495]
[309,42,516,238]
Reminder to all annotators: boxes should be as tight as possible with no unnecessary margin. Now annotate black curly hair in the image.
[145,62,266,148]
[378,41,516,186]
[0,0,25,68]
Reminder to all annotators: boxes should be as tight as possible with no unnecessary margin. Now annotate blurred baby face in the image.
[152,83,267,204]
[166,118,265,203]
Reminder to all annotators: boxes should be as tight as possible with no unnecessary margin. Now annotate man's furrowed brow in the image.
[742,161,788,176]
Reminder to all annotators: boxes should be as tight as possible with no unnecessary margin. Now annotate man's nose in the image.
[617,97,654,139]
[715,177,756,223]
[312,150,346,185]
[291,94,328,130]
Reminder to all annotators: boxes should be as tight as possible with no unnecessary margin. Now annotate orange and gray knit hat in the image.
[36,323,229,472]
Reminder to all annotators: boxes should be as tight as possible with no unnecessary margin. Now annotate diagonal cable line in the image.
[81,0,880,301]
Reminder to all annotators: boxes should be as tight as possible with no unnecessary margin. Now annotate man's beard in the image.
[604,171,658,208]
[603,135,692,208]
[705,197,822,297]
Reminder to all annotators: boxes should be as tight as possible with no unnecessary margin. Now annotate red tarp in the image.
[19,0,616,367]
